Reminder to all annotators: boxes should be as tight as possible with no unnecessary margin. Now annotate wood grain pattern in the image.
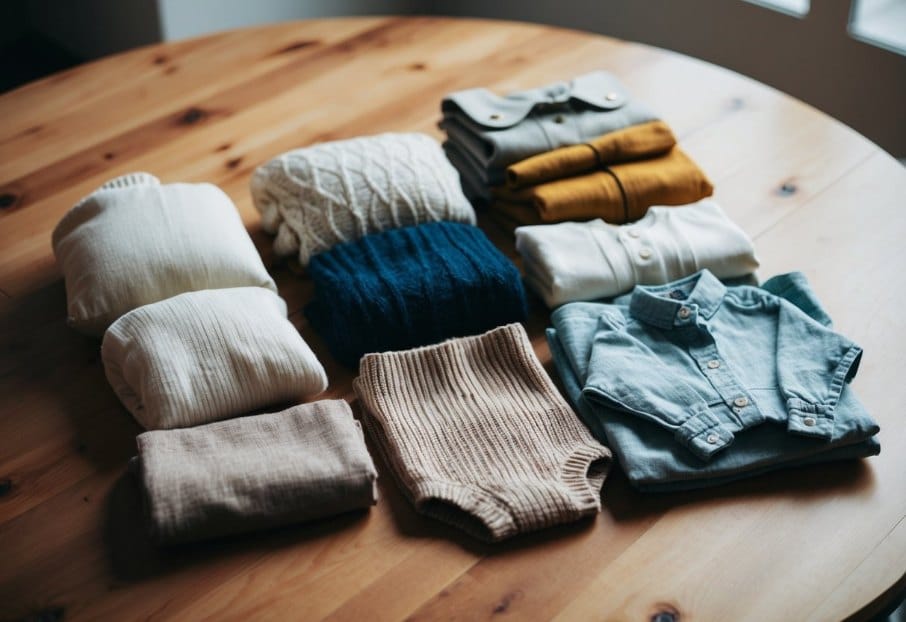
[0,16,903,622]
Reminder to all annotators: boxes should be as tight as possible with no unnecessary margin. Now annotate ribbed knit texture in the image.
[134,399,378,545]
[305,221,528,368]
[52,172,277,336]
[102,287,328,430]
[251,132,476,266]
[353,323,611,542]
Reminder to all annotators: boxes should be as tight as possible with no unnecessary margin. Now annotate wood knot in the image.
[178,107,207,125]
[0,477,12,497]
[226,156,243,169]
[650,602,681,622]
[492,590,523,614]
[408,62,427,71]
[276,40,319,54]
[0,193,17,209]
[153,54,168,65]
[216,142,232,152]
[778,181,798,196]
[103,152,115,160]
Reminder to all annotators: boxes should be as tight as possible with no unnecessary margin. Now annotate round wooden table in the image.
[1,16,904,622]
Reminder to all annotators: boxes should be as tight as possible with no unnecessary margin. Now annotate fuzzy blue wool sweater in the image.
[305,221,528,367]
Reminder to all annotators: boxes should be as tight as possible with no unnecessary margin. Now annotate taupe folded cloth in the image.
[132,400,378,545]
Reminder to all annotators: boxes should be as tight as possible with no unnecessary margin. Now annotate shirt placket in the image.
[674,304,764,431]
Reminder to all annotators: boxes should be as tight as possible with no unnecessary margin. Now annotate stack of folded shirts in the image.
[440,71,659,203]
[251,132,476,266]
[305,221,528,368]
[515,200,760,307]
[132,400,378,545]
[547,269,880,492]
[354,323,610,542]
[491,120,713,227]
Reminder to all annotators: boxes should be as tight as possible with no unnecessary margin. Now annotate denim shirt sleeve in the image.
[583,309,735,461]
[776,299,863,439]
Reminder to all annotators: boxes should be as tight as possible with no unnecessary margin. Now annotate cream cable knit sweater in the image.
[251,132,476,266]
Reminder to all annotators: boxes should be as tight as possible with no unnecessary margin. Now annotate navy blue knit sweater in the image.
[306,221,528,368]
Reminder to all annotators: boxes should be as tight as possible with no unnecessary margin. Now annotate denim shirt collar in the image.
[629,270,727,329]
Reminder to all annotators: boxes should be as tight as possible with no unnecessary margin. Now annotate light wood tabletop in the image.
[1,16,904,622]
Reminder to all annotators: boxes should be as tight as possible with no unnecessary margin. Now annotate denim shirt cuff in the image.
[786,399,835,439]
[675,410,734,461]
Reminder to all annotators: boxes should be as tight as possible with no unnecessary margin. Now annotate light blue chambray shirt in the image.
[548,270,880,491]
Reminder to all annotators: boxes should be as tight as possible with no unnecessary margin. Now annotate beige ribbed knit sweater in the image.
[353,323,610,542]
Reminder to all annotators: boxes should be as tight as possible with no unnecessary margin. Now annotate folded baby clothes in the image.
[506,120,676,189]
[515,200,759,307]
[354,323,610,542]
[132,400,378,545]
[441,71,658,202]
[103,287,327,430]
[251,132,476,266]
[547,270,880,492]
[52,172,277,336]
[305,221,528,368]
[492,147,714,225]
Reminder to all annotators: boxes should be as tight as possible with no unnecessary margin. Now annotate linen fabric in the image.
[515,200,759,307]
[250,132,476,266]
[52,172,276,336]
[506,120,676,189]
[133,400,378,545]
[305,221,528,368]
[103,287,328,430]
[353,323,610,542]
[492,148,714,225]
[547,271,880,491]
[440,71,659,202]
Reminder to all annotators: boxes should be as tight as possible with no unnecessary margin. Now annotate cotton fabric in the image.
[251,132,476,266]
[305,221,527,367]
[515,200,759,307]
[547,271,880,491]
[354,323,610,542]
[133,400,378,545]
[441,71,658,202]
[103,287,327,430]
[52,172,276,336]
[492,148,713,225]
[506,120,676,188]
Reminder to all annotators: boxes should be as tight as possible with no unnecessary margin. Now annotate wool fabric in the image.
[305,221,528,368]
[506,120,676,189]
[353,323,611,542]
[251,132,476,266]
[103,287,327,430]
[52,172,276,336]
[492,148,714,225]
[133,400,378,545]
[515,200,760,307]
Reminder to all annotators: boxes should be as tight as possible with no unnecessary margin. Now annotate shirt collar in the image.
[628,270,727,329]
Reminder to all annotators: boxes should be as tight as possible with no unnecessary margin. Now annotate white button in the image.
[803,417,817,427]
[627,229,640,238]
[734,397,749,408]
[638,247,652,260]
[678,307,691,319]
[605,92,619,101]
[707,360,720,369]
[706,433,719,444]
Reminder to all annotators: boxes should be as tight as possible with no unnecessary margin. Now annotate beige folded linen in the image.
[133,400,378,545]
[52,172,276,336]
[354,323,611,542]
[102,286,327,430]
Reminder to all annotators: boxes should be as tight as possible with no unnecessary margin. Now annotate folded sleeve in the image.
[582,309,734,460]
[776,301,862,439]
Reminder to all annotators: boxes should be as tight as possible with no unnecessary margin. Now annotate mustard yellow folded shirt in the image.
[506,120,677,189]
[493,147,713,225]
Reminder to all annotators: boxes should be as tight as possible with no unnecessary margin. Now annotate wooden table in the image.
[1,16,904,622]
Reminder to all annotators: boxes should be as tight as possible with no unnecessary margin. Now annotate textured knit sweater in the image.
[354,323,611,542]
[251,132,476,266]
[305,221,528,368]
